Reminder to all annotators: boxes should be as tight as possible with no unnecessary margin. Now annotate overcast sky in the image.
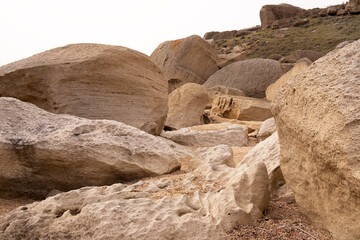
[0,0,344,66]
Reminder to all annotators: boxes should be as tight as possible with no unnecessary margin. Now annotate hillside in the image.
[213,14,360,59]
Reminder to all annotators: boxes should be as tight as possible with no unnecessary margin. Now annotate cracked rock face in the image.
[0,97,188,199]
[0,43,168,135]
[272,40,360,240]
[0,145,270,240]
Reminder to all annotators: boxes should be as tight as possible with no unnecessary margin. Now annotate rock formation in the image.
[272,40,360,240]
[260,4,303,28]
[165,83,210,130]
[204,58,285,98]
[0,43,168,135]
[150,35,219,93]
[257,118,277,141]
[0,97,188,199]
[281,50,324,63]
[217,52,247,68]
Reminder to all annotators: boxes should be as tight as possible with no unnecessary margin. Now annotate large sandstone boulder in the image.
[346,0,360,13]
[257,117,277,141]
[281,50,324,63]
[0,43,168,135]
[266,61,310,102]
[272,40,360,240]
[204,58,285,98]
[0,145,270,239]
[211,95,272,121]
[0,97,188,199]
[260,4,303,28]
[161,123,248,147]
[150,35,219,93]
[165,83,210,130]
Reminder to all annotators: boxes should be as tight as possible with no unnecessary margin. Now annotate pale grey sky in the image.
[0,0,344,66]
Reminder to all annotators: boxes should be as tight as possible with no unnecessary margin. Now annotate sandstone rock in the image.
[257,118,277,141]
[267,54,283,61]
[272,40,360,240]
[210,95,272,121]
[293,18,309,27]
[208,115,262,134]
[260,4,303,28]
[203,31,219,40]
[266,61,310,102]
[336,40,355,49]
[217,52,247,68]
[327,6,338,15]
[319,9,328,17]
[212,30,238,41]
[346,0,360,13]
[0,43,167,135]
[239,132,283,194]
[161,123,248,147]
[165,83,210,130]
[206,85,246,109]
[281,50,324,63]
[336,8,347,15]
[204,58,285,98]
[150,35,219,93]
[0,145,270,239]
[0,97,188,199]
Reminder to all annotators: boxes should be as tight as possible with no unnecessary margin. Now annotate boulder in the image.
[0,97,187,199]
[161,123,248,147]
[266,61,310,102]
[260,4,303,28]
[165,83,210,130]
[150,35,219,93]
[204,58,285,98]
[327,6,338,15]
[281,50,324,63]
[0,145,270,239]
[267,54,283,61]
[203,31,220,40]
[336,40,355,49]
[206,85,246,109]
[217,52,247,68]
[0,43,168,135]
[208,115,262,134]
[346,0,360,13]
[210,95,273,121]
[212,30,238,41]
[239,132,283,194]
[257,118,277,141]
[272,40,360,240]
[293,18,309,27]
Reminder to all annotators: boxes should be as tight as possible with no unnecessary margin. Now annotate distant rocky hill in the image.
[205,1,360,59]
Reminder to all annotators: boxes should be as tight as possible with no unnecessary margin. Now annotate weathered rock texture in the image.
[161,123,248,147]
[260,4,303,28]
[165,83,210,130]
[211,95,272,121]
[239,132,283,194]
[217,52,247,68]
[266,61,310,102]
[257,118,277,141]
[346,0,360,13]
[272,40,360,240]
[0,145,270,239]
[0,43,168,135]
[281,50,324,63]
[204,58,284,98]
[0,97,187,199]
[150,35,219,93]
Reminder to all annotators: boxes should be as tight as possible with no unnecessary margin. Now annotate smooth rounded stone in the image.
[0,97,188,199]
[281,49,324,63]
[204,58,285,98]
[210,95,272,121]
[165,83,210,130]
[272,40,360,240]
[257,118,277,141]
[0,146,270,239]
[266,61,310,102]
[260,4,303,28]
[217,52,246,68]
[150,35,219,93]
[239,132,283,195]
[161,123,248,147]
[0,43,168,135]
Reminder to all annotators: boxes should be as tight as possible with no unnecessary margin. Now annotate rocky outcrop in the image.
[203,31,220,40]
[0,145,270,239]
[212,30,238,41]
[257,118,277,141]
[150,35,219,93]
[210,95,272,121]
[217,52,247,68]
[208,115,262,134]
[260,4,303,28]
[272,40,360,240]
[281,50,324,63]
[165,83,210,130]
[161,123,248,147]
[346,0,360,13]
[0,43,168,135]
[239,132,283,194]
[206,85,246,108]
[266,61,310,102]
[0,97,188,199]
[204,58,285,98]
